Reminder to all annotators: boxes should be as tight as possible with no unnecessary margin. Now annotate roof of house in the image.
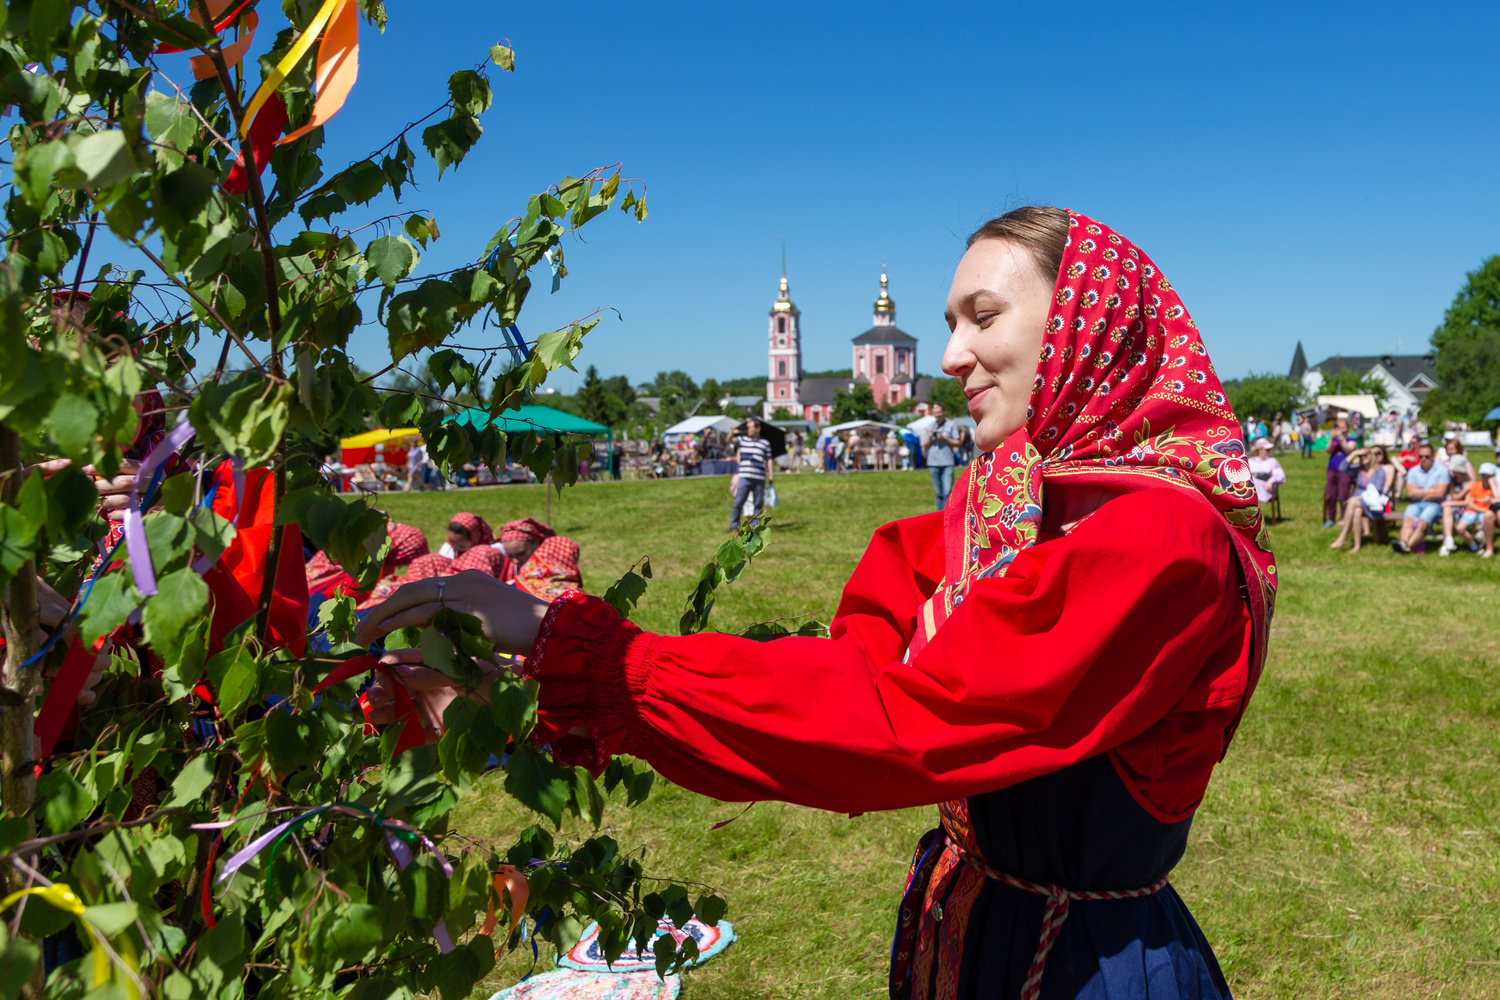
[852,325,918,344]
[1288,341,1308,382]
[797,377,851,405]
[1309,353,1439,390]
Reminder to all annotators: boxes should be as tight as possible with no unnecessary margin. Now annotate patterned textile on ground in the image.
[557,918,734,974]
[486,969,678,1000]
[517,535,583,602]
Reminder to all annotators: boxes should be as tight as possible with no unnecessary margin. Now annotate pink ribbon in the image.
[124,421,196,596]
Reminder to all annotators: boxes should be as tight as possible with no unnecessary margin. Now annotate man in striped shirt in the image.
[731,419,775,531]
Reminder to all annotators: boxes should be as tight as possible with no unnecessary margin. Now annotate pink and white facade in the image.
[764,268,930,423]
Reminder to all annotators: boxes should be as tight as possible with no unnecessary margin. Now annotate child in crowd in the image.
[1439,464,1474,555]
[1443,462,1497,558]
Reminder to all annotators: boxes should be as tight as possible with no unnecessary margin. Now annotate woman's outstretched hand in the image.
[353,569,550,655]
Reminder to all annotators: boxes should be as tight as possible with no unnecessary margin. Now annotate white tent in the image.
[1316,394,1379,419]
[662,415,737,436]
[904,414,936,434]
[820,419,903,437]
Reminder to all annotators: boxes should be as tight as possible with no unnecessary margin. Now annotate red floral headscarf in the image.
[910,211,1275,669]
[402,553,454,583]
[517,535,582,602]
[452,545,511,578]
[448,512,494,545]
[385,522,428,569]
[500,518,554,543]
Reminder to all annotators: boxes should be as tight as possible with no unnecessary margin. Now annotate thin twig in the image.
[128,238,273,377]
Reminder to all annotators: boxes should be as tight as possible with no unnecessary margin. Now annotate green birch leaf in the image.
[164,754,216,808]
[78,571,140,645]
[64,129,140,188]
[38,767,93,835]
[142,568,209,653]
[144,90,200,169]
[489,44,515,71]
[48,393,100,458]
[366,234,418,286]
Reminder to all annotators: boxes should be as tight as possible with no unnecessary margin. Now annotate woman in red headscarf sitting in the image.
[358,208,1274,1000]
[305,521,429,609]
[499,518,582,601]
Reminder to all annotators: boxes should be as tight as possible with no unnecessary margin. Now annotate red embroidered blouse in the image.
[529,487,1253,823]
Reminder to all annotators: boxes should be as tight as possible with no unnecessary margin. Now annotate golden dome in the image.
[771,272,797,314]
[874,269,895,314]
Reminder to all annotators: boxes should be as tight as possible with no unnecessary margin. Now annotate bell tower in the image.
[766,248,801,416]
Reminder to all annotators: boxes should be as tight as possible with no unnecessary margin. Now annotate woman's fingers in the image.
[28,458,73,476]
[354,599,442,646]
[354,578,442,643]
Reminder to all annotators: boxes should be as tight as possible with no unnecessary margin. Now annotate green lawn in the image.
[379,457,1500,999]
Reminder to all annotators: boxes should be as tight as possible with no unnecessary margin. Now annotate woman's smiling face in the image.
[941,239,1053,453]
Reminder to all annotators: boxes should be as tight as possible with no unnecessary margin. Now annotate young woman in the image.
[356,208,1275,1000]
[1329,445,1390,552]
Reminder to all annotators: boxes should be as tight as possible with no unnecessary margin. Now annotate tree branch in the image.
[128,238,274,378]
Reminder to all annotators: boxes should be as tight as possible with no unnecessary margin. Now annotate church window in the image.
[858,354,866,374]
[897,352,906,373]
[778,360,786,377]
[777,316,786,334]
[875,354,885,375]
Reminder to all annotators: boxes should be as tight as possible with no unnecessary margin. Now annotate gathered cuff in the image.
[526,592,660,771]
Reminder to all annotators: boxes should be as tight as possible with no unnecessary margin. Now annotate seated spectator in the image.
[1468,463,1500,559]
[306,521,428,601]
[1398,440,1422,470]
[1439,464,1480,556]
[1393,443,1449,554]
[439,511,495,559]
[1443,437,1475,483]
[1330,445,1389,552]
[500,518,583,601]
[1247,438,1285,508]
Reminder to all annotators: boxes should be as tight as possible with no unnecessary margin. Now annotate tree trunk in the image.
[0,427,41,842]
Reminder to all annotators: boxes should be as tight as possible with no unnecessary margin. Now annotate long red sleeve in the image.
[531,487,1252,819]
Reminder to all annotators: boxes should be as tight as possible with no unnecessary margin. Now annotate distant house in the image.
[1290,340,1439,413]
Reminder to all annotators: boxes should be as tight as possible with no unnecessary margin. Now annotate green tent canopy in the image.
[445,407,613,475]
[445,405,610,436]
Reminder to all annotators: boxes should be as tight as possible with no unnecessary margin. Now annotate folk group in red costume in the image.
[358,206,1277,1000]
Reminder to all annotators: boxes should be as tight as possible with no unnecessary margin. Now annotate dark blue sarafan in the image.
[891,754,1230,1000]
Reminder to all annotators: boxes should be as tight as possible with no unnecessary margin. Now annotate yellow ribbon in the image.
[0,884,140,999]
[240,0,347,139]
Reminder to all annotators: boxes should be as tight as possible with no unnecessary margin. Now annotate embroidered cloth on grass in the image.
[557,918,734,974]
[487,969,678,1000]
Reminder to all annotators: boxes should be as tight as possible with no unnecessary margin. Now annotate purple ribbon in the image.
[201,804,456,953]
[124,421,196,596]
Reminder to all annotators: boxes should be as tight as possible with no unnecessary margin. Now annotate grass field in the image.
[379,456,1500,999]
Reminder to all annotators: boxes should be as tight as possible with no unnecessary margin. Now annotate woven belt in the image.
[945,836,1169,1000]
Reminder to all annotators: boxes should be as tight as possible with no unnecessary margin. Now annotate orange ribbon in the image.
[479,864,529,955]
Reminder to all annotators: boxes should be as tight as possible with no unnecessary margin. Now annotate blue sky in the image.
[164,1,1500,390]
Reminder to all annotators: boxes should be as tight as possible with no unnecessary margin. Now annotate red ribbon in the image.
[154,0,257,53]
[223,93,286,195]
[32,637,101,768]
[312,654,426,755]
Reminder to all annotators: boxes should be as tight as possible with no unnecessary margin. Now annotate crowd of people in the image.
[1307,415,1495,556]
[304,511,584,629]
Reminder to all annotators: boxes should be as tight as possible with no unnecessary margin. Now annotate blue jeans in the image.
[731,477,765,529]
[1404,501,1442,526]
[931,465,954,510]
